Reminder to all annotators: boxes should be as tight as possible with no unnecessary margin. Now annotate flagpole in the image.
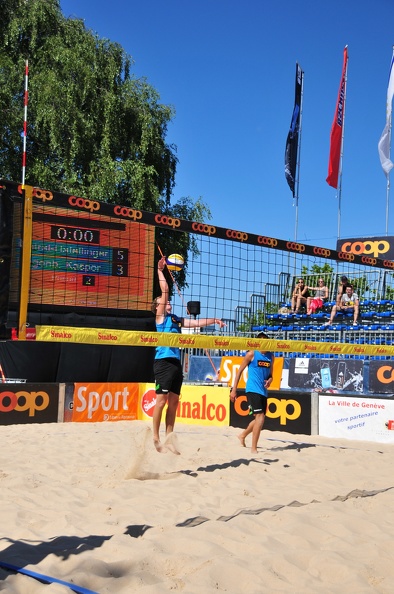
[337,46,348,240]
[294,68,304,242]
[22,59,29,188]
[385,167,391,235]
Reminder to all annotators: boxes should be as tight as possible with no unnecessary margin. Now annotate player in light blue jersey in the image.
[151,256,225,452]
[230,332,275,454]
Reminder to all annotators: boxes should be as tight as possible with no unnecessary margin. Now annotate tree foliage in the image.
[1,0,211,294]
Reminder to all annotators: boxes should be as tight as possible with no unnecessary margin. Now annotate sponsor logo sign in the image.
[319,395,394,443]
[191,222,216,235]
[0,383,59,425]
[336,236,394,260]
[230,389,311,435]
[18,184,53,202]
[154,214,181,228]
[113,205,142,220]
[369,361,394,393]
[71,382,138,422]
[138,384,229,426]
[68,196,101,213]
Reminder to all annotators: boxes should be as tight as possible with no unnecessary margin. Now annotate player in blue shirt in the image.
[151,256,225,452]
[230,332,275,454]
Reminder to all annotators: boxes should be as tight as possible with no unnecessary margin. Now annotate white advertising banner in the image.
[319,395,394,443]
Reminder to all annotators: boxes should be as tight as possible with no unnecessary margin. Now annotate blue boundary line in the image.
[0,560,98,594]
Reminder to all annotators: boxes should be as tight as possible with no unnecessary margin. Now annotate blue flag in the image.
[285,64,303,196]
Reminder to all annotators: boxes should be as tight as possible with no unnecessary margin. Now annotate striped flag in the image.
[326,47,348,189]
[378,49,394,176]
[285,63,303,197]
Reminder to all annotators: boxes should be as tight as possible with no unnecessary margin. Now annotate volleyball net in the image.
[1,179,394,359]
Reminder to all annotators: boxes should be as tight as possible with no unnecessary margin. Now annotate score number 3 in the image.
[112,248,128,277]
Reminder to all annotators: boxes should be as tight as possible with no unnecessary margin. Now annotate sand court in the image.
[0,420,393,593]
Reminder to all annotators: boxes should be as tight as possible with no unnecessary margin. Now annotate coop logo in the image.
[286,241,305,253]
[113,205,142,221]
[361,256,377,266]
[257,236,278,247]
[376,365,394,384]
[383,260,394,269]
[191,222,216,236]
[154,214,181,228]
[234,396,301,425]
[69,196,100,212]
[226,229,248,242]
[338,251,355,261]
[18,185,53,202]
[141,389,157,418]
[339,240,390,258]
[0,389,50,417]
[313,247,331,257]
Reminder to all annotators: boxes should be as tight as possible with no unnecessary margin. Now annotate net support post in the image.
[18,185,33,340]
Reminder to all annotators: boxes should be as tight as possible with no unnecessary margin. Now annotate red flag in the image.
[326,47,348,189]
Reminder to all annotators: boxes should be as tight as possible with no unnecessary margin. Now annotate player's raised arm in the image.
[155,257,168,320]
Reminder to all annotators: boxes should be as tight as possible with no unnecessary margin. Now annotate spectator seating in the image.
[252,298,394,359]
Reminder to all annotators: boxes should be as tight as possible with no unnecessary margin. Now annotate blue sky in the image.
[60,0,394,249]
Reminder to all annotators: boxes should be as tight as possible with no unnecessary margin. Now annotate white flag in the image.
[378,51,394,175]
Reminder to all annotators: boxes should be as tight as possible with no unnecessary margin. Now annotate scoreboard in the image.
[9,200,155,315]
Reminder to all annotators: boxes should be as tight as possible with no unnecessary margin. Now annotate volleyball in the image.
[166,253,184,271]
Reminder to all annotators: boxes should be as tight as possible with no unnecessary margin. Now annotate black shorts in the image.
[246,391,268,415]
[154,358,183,396]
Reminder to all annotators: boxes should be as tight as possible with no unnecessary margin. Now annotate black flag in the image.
[285,63,303,196]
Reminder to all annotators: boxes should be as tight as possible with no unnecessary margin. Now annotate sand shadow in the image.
[0,534,113,590]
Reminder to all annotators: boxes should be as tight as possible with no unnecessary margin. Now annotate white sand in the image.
[0,420,393,593]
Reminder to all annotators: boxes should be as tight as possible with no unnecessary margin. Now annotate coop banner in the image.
[0,383,59,425]
[336,236,394,261]
[319,394,394,443]
[368,361,394,394]
[230,389,312,435]
[138,384,229,427]
[287,358,364,393]
[67,382,139,422]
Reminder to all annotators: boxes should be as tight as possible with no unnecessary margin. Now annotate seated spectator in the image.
[306,278,329,314]
[336,275,350,305]
[291,278,310,313]
[323,284,359,326]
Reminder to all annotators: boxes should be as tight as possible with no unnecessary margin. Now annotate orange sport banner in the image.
[72,382,139,422]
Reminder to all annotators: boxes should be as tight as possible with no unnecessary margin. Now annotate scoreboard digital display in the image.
[9,202,155,314]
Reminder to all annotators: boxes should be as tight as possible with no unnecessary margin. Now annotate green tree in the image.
[0,0,211,292]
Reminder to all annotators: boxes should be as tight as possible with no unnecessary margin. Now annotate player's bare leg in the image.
[152,393,168,452]
[251,413,265,454]
[165,392,179,435]
[237,419,255,447]
[164,392,181,454]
